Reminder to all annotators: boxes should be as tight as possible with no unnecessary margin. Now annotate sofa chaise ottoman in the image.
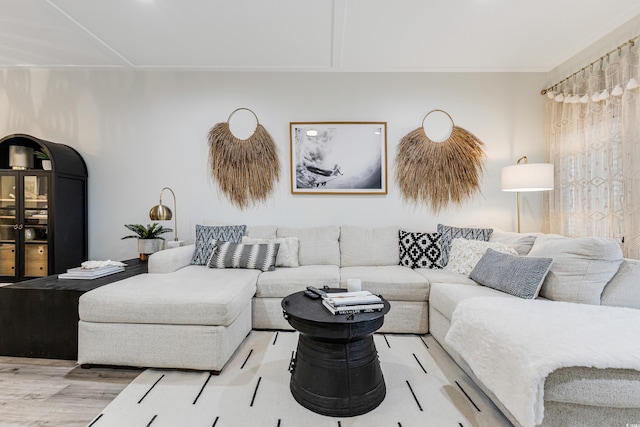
[78,264,258,372]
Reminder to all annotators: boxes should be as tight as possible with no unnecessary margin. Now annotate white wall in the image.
[0,70,546,261]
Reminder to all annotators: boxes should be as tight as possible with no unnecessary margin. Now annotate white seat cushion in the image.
[429,282,516,320]
[414,268,478,286]
[340,266,428,301]
[255,265,340,297]
[79,266,259,326]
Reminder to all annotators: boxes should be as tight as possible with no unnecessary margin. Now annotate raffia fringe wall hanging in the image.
[207,108,280,209]
[395,110,486,213]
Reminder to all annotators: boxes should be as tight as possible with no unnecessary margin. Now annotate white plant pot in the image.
[42,160,52,170]
[138,239,161,256]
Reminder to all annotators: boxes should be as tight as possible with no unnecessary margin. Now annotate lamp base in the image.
[166,240,185,249]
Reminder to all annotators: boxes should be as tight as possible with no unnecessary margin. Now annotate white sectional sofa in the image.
[77,224,640,426]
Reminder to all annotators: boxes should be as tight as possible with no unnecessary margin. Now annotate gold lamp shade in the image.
[149,187,178,241]
[149,204,173,221]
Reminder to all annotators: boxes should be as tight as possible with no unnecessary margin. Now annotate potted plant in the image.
[122,223,173,261]
[35,150,51,170]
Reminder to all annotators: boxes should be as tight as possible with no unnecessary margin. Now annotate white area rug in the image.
[87,331,511,427]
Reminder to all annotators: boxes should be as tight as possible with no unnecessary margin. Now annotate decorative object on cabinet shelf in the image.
[207,107,280,209]
[122,223,173,261]
[149,187,183,248]
[501,156,554,233]
[395,109,487,213]
[9,146,34,170]
[34,150,51,170]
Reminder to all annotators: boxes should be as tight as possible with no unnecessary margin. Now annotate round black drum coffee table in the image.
[281,289,391,417]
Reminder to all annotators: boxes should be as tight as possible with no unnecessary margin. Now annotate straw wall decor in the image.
[395,110,486,213]
[207,108,280,209]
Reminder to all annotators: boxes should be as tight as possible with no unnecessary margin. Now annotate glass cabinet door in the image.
[0,175,16,276]
[23,174,48,277]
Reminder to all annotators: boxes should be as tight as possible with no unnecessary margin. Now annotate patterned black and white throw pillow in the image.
[191,224,247,265]
[399,230,442,269]
[207,241,280,272]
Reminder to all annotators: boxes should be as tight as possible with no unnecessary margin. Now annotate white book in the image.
[325,292,382,306]
[322,299,384,315]
[59,266,124,279]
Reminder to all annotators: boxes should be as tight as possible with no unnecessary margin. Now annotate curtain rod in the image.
[540,33,640,95]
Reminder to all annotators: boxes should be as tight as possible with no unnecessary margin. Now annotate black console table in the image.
[0,259,147,360]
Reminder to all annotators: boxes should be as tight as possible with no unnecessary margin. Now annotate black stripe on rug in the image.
[412,353,428,374]
[273,331,279,345]
[211,416,219,427]
[240,349,254,369]
[455,381,480,412]
[86,413,103,426]
[420,336,429,349]
[145,414,157,426]
[406,380,423,411]
[250,376,262,407]
[138,374,165,404]
[384,334,391,348]
[193,373,213,404]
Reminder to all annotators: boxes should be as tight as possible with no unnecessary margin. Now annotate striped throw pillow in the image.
[207,241,280,272]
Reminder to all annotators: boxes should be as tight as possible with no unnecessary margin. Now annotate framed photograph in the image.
[290,122,387,194]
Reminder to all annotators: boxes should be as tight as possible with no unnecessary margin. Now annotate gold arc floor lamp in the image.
[149,187,178,242]
[501,156,554,233]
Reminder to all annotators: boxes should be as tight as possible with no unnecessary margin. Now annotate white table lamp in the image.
[501,156,554,232]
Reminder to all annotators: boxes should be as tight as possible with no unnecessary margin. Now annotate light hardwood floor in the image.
[0,356,140,427]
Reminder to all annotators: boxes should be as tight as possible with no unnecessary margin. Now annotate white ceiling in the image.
[1,0,640,72]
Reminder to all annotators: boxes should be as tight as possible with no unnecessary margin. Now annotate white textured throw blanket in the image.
[445,297,640,427]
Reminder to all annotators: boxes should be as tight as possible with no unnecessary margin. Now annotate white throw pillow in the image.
[242,236,299,268]
[445,238,518,276]
[528,234,623,305]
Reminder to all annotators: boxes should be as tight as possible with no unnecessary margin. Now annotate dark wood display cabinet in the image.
[0,134,87,282]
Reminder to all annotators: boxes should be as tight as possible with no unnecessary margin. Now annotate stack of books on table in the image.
[322,291,384,315]
[58,264,125,280]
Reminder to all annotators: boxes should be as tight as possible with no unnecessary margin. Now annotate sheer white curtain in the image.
[544,47,640,259]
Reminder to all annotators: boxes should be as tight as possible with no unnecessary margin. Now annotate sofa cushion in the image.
[207,241,279,272]
[255,265,340,297]
[79,266,259,326]
[600,259,640,309]
[414,268,478,286]
[340,225,399,267]
[399,230,442,269]
[444,238,518,276]
[191,224,246,265]
[340,266,429,301]
[277,226,340,265]
[437,224,493,267]
[470,249,553,299]
[429,282,516,320]
[489,228,542,255]
[528,234,623,305]
[242,236,299,267]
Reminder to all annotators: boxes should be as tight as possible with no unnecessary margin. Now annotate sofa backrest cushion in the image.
[488,229,542,255]
[600,259,640,309]
[528,234,623,305]
[245,225,278,239]
[340,225,399,267]
[277,226,340,265]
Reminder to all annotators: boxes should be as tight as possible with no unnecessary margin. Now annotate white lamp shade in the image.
[501,163,554,192]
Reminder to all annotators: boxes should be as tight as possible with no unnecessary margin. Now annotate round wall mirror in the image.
[228,108,259,140]
[422,110,454,142]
